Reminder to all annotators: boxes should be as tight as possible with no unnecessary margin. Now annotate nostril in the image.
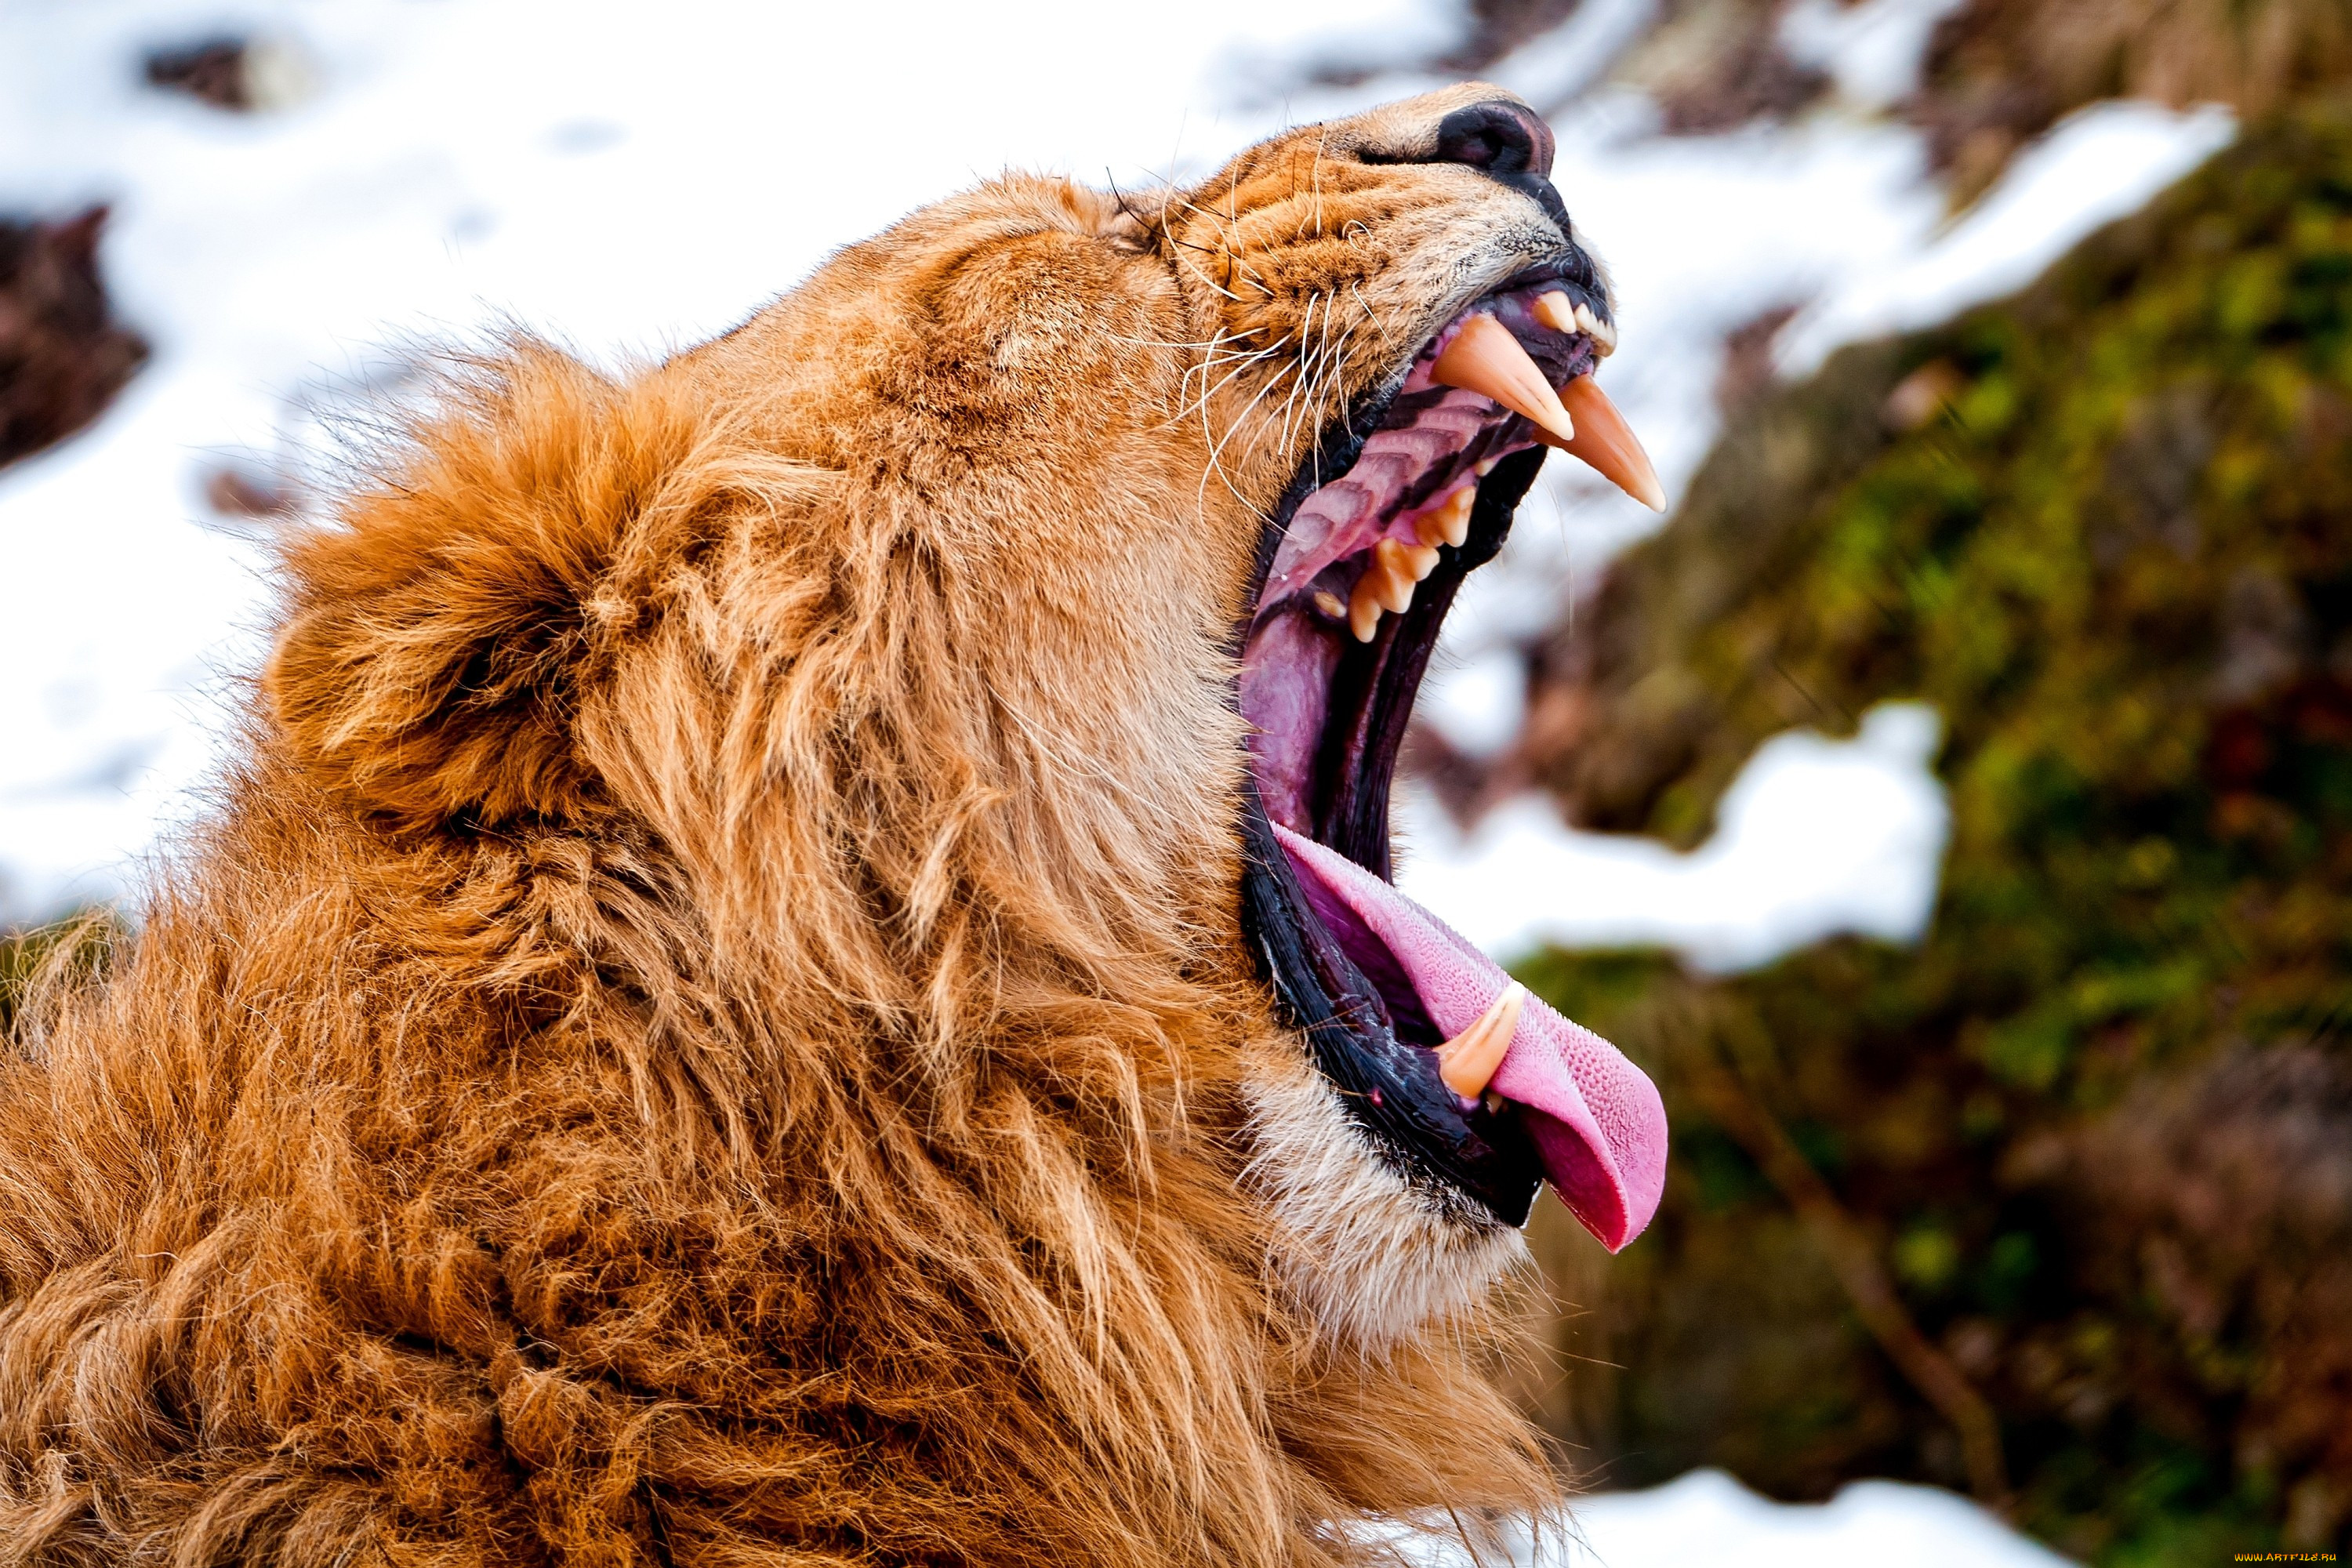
[1430,101,1554,180]
[1390,98,1568,234]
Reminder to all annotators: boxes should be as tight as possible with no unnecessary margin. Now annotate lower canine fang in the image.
[1437,983,1525,1098]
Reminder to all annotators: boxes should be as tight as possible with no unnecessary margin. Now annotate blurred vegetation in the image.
[1918,0,2352,204]
[0,916,111,1040]
[1512,101,2352,1563]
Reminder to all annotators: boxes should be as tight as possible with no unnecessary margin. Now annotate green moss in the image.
[1520,101,2352,1562]
[0,914,111,1040]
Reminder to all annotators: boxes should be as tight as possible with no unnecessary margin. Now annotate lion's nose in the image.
[1428,100,1555,181]
[1410,98,1569,233]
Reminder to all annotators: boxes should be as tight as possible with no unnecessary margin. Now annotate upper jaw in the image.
[1294,253,1612,495]
[1231,252,1612,608]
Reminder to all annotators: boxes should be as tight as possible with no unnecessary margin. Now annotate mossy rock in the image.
[1518,100,2352,1563]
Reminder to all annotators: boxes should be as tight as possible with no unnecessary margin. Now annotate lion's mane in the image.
[0,91,1566,1566]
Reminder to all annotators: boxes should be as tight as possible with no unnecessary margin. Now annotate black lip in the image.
[1231,257,1594,1228]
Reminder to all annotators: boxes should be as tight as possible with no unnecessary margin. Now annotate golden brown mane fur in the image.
[0,86,1577,1564]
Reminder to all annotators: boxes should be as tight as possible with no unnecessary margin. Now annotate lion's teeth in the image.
[1413,484,1475,549]
[1539,376,1665,512]
[1369,539,1418,613]
[1439,485,1474,545]
[1437,983,1525,1099]
[1429,314,1575,444]
[1534,290,1617,356]
[1573,301,1617,355]
[1339,491,1470,643]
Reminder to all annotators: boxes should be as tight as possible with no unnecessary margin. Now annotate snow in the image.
[1556,1470,2073,1568]
[1418,646,1530,760]
[1399,703,1949,971]
[1778,98,2239,373]
[1559,1471,2073,1568]
[1396,1469,2074,1567]
[1780,0,1972,111]
[1481,0,1662,112]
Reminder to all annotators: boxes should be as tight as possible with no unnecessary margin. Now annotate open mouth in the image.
[1238,272,1670,1243]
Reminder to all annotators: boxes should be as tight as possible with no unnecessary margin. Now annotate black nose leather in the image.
[1421,100,1572,234]
[1431,100,1555,180]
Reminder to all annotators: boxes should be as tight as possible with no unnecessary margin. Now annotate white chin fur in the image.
[1242,1034,1529,1351]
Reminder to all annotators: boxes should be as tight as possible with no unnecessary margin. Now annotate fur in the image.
[0,85,1574,1565]
[1240,1038,1530,1350]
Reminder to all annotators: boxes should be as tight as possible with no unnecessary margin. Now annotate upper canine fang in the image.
[1430,315,1574,444]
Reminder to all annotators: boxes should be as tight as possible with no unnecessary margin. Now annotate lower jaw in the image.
[1240,788,1549,1227]
[1236,447,1553,1228]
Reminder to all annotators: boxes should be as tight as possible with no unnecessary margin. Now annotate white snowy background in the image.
[0,0,2236,1558]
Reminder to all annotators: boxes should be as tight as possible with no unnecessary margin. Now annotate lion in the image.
[0,85,1666,1565]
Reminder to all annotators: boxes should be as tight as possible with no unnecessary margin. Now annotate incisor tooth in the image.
[1429,314,1575,444]
[1535,289,1618,355]
[1573,301,1617,355]
[1437,983,1525,1099]
[1313,590,1346,620]
[1539,376,1666,512]
[1369,539,1417,613]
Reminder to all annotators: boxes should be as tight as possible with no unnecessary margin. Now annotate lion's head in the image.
[194,82,1672,1559]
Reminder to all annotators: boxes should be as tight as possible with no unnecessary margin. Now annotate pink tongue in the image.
[1272,825,1668,1251]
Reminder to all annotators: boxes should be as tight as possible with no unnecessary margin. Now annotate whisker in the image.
[1174,336,1285,428]
[1347,281,1395,352]
[1171,241,1244,303]
[1196,348,1302,521]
